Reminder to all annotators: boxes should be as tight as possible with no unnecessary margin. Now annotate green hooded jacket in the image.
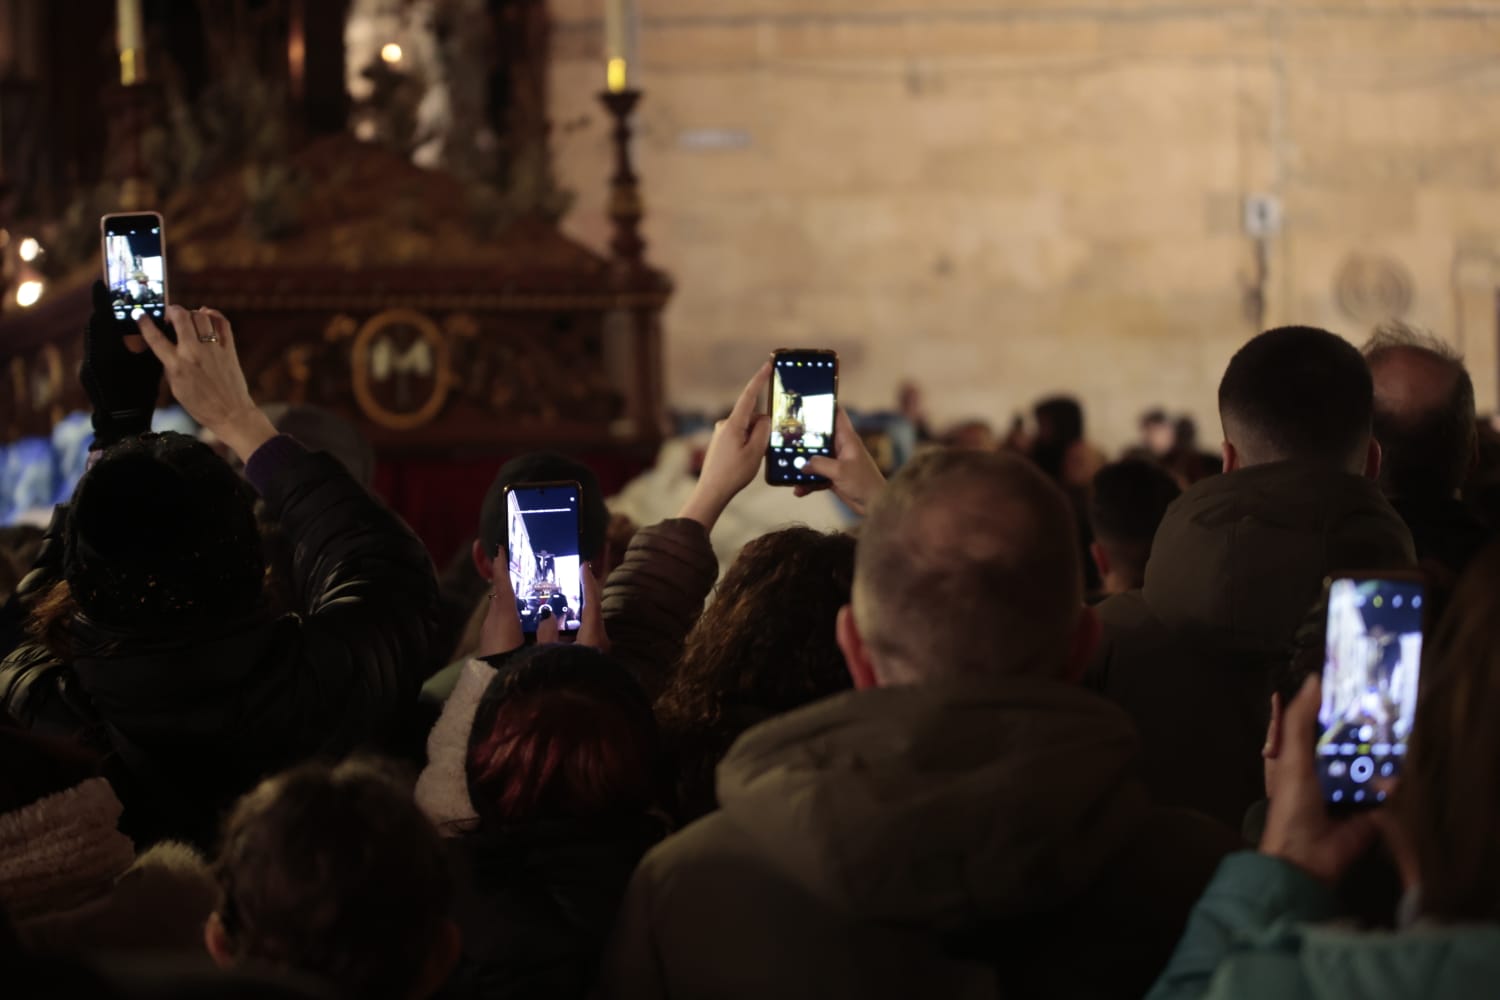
[1148,851,1500,1000]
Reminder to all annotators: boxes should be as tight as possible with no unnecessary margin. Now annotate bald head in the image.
[1364,326,1475,499]
[851,449,1083,685]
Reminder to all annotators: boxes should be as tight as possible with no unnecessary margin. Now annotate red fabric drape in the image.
[373,452,652,566]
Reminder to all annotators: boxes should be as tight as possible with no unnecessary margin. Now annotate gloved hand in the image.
[80,279,164,451]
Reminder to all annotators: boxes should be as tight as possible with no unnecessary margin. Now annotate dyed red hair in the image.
[466,646,658,825]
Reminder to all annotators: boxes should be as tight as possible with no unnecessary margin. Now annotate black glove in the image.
[80,279,164,451]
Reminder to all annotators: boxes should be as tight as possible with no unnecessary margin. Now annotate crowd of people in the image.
[3,288,1500,999]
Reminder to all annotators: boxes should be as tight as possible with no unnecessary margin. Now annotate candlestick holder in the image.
[599,88,645,268]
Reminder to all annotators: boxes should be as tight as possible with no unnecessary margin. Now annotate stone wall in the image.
[548,1,1500,450]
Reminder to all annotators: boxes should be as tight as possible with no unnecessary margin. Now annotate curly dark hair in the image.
[655,526,856,821]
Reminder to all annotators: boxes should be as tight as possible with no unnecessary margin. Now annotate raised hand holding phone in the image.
[136,305,276,463]
[1261,676,1378,885]
[479,551,608,656]
[797,405,887,516]
[678,361,773,531]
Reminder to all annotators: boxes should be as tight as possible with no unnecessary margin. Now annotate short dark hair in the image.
[466,645,658,826]
[1363,325,1476,499]
[214,759,450,1000]
[477,452,609,562]
[1087,460,1181,585]
[854,449,1082,682]
[1218,326,1374,467]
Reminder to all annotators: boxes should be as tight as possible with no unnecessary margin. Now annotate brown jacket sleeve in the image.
[602,518,719,700]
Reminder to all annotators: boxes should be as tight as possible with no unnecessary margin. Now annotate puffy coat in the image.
[600,676,1239,1000]
[1087,462,1416,829]
[0,437,439,848]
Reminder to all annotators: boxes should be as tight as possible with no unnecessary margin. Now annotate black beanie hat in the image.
[65,432,266,632]
[477,453,608,562]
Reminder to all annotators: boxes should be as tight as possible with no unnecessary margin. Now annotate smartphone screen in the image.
[1317,575,1425,806]
[101,212,168,322]
[766,349,839,486]
[505,482,584,634]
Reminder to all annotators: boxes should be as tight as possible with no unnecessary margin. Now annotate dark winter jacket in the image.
[1087,462,1416,829]
[439,816,666,1000]
[600,676,1239,1000]
[0,437,439,849]
[1389,493,1491,581]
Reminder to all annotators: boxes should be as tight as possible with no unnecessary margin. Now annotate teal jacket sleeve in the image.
[1145,851,1342,1000]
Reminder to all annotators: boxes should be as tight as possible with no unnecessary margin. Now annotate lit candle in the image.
[116,0,144,84]
[604,0,637,92]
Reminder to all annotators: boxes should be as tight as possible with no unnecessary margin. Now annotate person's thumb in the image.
[579,564,610,651]
[536,607,560,645]
[802,456,837,480]
[136,314,176,366]
[1280,676,1322,764]
[747,413,772,452]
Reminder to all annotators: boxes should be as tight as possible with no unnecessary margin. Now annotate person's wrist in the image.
[678,482,733,530]
[214,407,278,464]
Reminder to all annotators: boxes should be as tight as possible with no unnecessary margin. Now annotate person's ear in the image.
[1062,605,1102,684]
[1089,542,1110,586]
[204,912,234,969]
[837,605,878,690]
[1363,437,1383,481]
[472,539,493,581]
[412,920,463,1000]
[1221,440,1240,473]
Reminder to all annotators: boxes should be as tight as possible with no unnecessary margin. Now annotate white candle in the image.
[604,0,637,92]
[117,0,143,52]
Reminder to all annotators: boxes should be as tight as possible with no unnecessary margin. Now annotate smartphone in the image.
[504,481,584,634]
[765,348,839,487]
[1316,572,1425,807]
[100,212,168,322]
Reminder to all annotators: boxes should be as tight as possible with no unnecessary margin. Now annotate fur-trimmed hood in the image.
[0,777,216,953]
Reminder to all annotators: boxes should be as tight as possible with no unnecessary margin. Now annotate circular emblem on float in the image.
[349,308,451,430]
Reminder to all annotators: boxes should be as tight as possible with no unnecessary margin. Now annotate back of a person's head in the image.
[212,760,451,1000]
[1362,324,1476,499]
[64,432,265,633]
[1218,326,1373,470]
[261,403,376,488]
[1033,396,1085,444]
[854,449,1083,684]
[1397,539,1500,922]
[475,452,608,563]
[1088,460,1181,583]
[660,527,856,730]
[465,645,657,827]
